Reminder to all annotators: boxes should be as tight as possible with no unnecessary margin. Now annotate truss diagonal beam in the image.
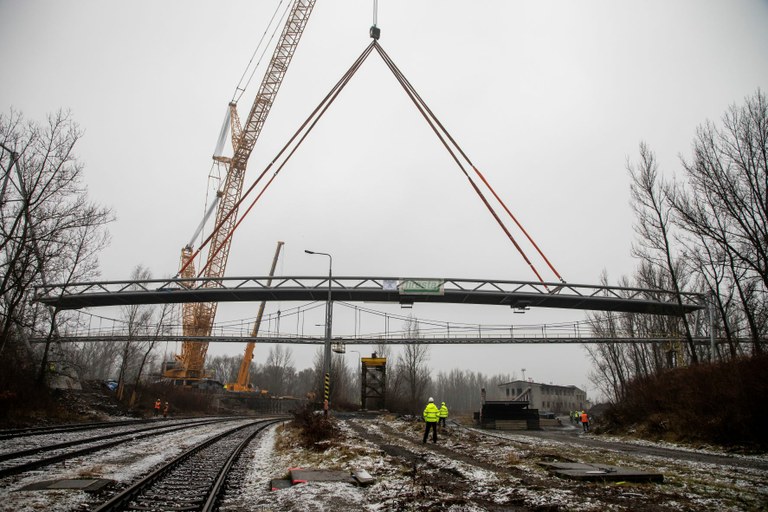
[35,276,703,316]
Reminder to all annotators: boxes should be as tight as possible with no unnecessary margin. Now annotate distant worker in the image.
[423,397,440,443]
[580,410,589,432]
[438,401,449,429]
[163,401,170,418]
[154,398,161,417]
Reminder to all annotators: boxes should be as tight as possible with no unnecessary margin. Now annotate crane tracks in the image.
[91,418,280,512]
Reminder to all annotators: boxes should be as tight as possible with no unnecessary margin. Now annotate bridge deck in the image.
[35,276,703,315]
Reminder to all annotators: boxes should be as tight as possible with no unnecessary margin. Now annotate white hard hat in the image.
[428,397,434,402]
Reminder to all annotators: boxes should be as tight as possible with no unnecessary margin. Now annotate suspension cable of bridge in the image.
[180,39,564,285]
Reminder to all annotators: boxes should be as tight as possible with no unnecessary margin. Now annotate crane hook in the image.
[370,0,380,39]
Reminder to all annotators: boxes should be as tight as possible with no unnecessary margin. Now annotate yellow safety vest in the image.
[439,405,449,418]
[423,402,440,422]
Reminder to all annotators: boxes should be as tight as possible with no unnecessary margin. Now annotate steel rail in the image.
[0,418,154,441]
[91,418,281,512]
[0,418,224,463]
[0,418,234,478]
[202,419,281,512]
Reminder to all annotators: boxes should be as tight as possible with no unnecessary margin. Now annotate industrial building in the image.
[490,380,588,414]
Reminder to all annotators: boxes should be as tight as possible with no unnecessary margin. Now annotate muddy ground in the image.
[253,414,768,511]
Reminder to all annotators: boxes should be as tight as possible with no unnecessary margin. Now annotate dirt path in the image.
[341,417,768,511]
[483,425,768,471]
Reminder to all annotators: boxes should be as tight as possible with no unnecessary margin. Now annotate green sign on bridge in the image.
[398,279,445,295]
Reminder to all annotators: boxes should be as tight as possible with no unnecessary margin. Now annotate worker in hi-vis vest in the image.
[423,397,440,443]
[438,401,449,428]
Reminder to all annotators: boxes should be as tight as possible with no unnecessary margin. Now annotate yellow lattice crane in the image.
[165,0,316,385]
[226,241,284,392]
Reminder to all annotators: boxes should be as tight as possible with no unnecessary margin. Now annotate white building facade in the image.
[493,380,587,414]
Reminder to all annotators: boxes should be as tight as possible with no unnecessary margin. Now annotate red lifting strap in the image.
[373,42,565,284]
[182,40,564,285]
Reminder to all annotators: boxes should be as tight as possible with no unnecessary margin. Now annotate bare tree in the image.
[396,316,431,414]
[208,354,241,384]
[628,143,698,363]
[263,345,295,396]
[290,367,316,399]
[671,89,768,354]
[115,266,154,401]
[588,90,768,399]
[128,301,175,407]
[1,110,112,386]
[66,338,122,380]
[113,265,175,407]
[587,270,687,401]
[312,347,354,405]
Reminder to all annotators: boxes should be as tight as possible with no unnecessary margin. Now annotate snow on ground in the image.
[1,415,767,511]
[475,424,768,509]
[243,416,768,511]
[0,418,254,512]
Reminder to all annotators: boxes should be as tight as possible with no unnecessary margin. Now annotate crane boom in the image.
[227,241,284,392]
[165,0,316,384]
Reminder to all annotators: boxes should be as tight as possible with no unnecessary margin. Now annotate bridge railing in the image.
[30,312,733,346]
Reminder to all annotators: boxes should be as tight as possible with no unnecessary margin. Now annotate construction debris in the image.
[270,467,376,491]
[353,468,375,486]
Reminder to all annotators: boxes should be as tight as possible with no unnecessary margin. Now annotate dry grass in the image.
[602,354,768,450]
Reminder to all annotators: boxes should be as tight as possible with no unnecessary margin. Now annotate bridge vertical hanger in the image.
[370,0,381,39]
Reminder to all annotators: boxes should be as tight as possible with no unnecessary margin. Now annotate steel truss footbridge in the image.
[34,275,710,346]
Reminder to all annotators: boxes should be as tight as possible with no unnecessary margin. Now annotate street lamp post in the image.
[305,250,333,416]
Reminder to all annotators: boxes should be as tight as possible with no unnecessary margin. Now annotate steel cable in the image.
[180,41,377,278]
[372,42,548,284]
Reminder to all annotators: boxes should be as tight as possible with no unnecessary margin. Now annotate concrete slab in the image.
[353,469,375,486]
[19,478,114,492]
[540,462,663,483]
[289,468,356,485]
[270,479,293,491]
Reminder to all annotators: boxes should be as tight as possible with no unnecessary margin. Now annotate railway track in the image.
[0,418,153,441]
[0,417,238,478]
[91,418,281,512]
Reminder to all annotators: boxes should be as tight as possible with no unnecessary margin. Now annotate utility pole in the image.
[305,250,333,416]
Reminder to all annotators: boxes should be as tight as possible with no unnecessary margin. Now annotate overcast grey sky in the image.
[2,1,767,399]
